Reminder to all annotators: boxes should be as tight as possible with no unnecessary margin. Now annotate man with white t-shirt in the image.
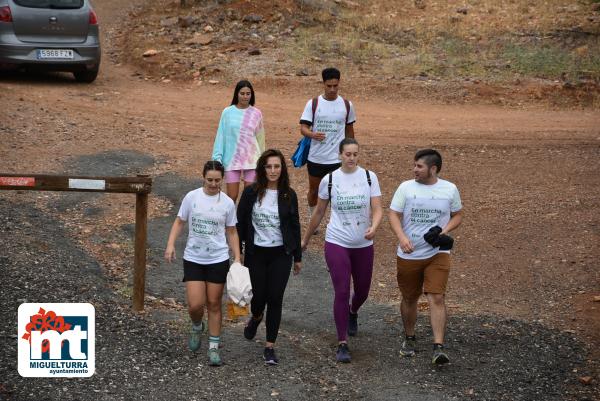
[299,67,356,221]
[389,149,463,365]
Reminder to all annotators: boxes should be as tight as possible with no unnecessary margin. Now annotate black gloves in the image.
[423,226,442,244]
[423,226,454,250]
[437,234,454,251]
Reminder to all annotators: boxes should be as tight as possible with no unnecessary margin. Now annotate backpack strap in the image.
[328,172,333,204]
[328,170,369,207]
[343,98,350,124]
[311,96,319,125]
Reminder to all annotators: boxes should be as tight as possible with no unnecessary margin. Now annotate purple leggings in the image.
[324,241,374,341]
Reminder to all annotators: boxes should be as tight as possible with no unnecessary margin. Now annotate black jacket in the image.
[237,185,302,262]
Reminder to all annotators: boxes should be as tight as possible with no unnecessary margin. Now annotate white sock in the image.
[208,336,219,349]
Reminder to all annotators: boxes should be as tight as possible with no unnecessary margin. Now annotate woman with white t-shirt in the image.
[165,160,241,367]
[302,138,383,363]
[237,149,302,365]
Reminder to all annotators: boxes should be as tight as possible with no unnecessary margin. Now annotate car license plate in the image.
[37,49,74,59]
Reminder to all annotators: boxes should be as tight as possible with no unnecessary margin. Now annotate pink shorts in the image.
[224,169,256,184]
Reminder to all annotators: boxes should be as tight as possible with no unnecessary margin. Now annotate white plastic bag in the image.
[226,262,252,307]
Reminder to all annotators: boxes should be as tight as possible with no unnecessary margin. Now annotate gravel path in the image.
[1,173,597,400]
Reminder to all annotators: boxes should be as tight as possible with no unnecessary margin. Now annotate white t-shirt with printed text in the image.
[318,167,381,248]
[177,188,237,265]
[300,95,356,165]
[390,179,462,260]
[252,189,283,247]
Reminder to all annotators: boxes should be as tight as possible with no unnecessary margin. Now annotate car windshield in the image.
[13,0,84,9]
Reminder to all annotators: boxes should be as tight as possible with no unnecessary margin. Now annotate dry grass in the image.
[288,0,600,81]
[121,0,600,105]
[347,0,597,39]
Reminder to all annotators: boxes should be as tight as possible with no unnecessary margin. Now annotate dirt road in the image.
[1,0,599,399]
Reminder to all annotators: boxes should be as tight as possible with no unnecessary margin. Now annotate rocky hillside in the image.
[114,0,600,106]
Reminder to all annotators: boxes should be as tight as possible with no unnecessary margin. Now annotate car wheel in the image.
[73,68,98,83]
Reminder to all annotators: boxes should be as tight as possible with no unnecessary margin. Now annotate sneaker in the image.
[188,323,204,352]
[207,347,222,366]
[243,315,262,340]
[347,312,358,337]
[399,336,416,357]
[336,343,351,363]
[432,344,449,365]
[263,347,279,366]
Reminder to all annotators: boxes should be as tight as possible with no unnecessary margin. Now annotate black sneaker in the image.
[336,343,351,363]
[263,347,279,366]
[399,336,416,357]
[432,344,450,365]
[347,312,358,336]
[243,315,262,340]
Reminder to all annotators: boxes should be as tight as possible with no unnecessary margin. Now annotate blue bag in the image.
[291,136,311,168]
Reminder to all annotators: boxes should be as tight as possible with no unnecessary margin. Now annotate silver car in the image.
[0,0,100,82]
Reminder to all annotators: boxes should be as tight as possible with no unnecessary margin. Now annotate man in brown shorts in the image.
[388,149,463,364]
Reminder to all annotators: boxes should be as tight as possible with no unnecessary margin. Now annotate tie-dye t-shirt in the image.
[211,105,265,171]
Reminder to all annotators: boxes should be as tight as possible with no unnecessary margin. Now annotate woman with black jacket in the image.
[237,149,302,365]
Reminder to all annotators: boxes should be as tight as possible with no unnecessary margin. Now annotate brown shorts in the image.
[396,253,451,301]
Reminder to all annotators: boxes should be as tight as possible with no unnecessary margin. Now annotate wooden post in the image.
[133,176,149,311]
[1,173,153,310]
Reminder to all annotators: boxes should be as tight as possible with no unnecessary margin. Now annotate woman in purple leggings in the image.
[302,138,383,362]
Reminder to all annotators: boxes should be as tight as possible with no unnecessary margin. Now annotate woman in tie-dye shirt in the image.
[212,80,266,202]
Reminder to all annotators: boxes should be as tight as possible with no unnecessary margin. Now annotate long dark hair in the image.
[255,149,290,204]
[230,80,256,106]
